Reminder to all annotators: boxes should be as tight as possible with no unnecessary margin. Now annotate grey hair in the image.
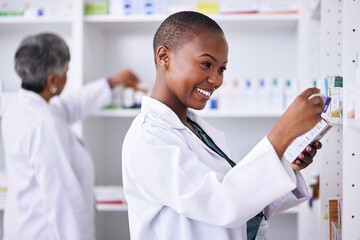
[15,33,70,93]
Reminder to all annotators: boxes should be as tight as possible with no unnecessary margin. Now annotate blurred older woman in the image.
[1,33,140,240]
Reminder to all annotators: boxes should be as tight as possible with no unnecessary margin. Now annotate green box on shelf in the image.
[0,11,24,16]
[84,2,108,15]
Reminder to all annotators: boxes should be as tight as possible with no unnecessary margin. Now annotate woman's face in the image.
[166,30,228,111]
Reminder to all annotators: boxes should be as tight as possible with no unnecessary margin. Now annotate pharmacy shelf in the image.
[324,117,343,125]
[0,189,128,212]
[96,204,128,212]
[0,201,127,212]
[346,119,360,130]
[91,109,141,117]
[84,13,299,23]
[281,206,299,214]
[211,13,299,22]
[196,110,283,118]
[84,14,166,23]
[0,16,73,24]
[310,0,321,20]
[90,109,283,118]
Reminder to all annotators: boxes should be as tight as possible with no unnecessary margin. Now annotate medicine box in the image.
[284,118,333,163]
[309,93,331,113]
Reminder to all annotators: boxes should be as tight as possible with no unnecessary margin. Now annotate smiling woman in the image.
[122,11,323,240]
[152,18,228,114]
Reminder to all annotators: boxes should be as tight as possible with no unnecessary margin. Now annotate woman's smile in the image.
[195,87,213,99]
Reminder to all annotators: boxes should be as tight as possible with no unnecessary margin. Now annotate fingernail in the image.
[299,154,304,159]
[307,146,311,151]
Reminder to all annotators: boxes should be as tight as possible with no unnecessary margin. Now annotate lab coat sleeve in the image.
[229,139,310,218]
[25,117,91,240]
[50,78,112,124]
[264,169,309,219]
[123,119,300,228]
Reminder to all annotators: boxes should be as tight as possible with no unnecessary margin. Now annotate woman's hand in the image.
[291,140,322,171]
[108,70,141,89]
[268,88,324,158]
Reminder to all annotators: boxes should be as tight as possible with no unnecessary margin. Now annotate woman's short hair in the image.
[153,11,224,64]
[15,33,70,93]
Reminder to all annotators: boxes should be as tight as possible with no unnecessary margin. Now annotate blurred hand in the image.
[291,140,322,171]
[108,70,141,89]
[268,88,324,158]
[279,88,324,140]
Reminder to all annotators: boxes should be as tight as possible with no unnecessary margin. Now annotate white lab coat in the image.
[1,79,112,240]
[122,96,310,240]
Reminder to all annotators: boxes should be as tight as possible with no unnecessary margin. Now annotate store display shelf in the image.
[281,206,299,214]
[0,201,128,212]
[96,204,128,212]
[0,16,73,24]
[84,13,299,23]
[324,117,343,125]
[91,109,283,118]
[91,109,141,117]
[346,119,360,130]
[196,110,283,118]
[310,0,321,20]
[84,14,166,23]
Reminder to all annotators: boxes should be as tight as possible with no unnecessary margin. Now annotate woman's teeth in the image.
[196,88,211,97]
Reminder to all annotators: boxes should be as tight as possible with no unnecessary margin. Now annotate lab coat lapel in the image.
[141,97,234,161]
[187,110,233,161]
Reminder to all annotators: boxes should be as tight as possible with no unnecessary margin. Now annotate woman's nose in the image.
[208,73,222,88]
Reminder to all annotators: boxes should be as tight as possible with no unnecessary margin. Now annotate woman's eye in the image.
[201,62,211,68]
[219,67,227,73]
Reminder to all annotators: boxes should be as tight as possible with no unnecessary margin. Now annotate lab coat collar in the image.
[18,88,49,108]
[141,96,188,130]
[141,96,233,159]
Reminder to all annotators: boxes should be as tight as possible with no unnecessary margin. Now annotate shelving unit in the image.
[0,16,74,24]
[318,2,343,240]
[342,0,360,239]
[318,0,360,239]
[84,12,299,23]
[347,119,360,131]
[91,109,283,118]
[0,1,325,240]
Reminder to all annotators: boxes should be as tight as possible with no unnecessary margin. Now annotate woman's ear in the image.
[46,73,57,86]
[46,73,58,94]
[156,46,170,68]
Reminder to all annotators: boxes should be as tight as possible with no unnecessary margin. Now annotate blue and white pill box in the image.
[309,93,331,113]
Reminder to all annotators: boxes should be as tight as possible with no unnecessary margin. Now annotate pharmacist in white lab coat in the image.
[1,33,140,240]
[122,11,324,240]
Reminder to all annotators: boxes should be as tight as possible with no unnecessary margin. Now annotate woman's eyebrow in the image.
[199,53,228,64]
[199,53,216,62]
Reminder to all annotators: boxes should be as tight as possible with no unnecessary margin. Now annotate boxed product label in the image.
[284,118,333,163]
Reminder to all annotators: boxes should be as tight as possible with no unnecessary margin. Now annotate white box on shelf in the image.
[258,0,298,14]
[219,0,259,14]
[94,185,126,203]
